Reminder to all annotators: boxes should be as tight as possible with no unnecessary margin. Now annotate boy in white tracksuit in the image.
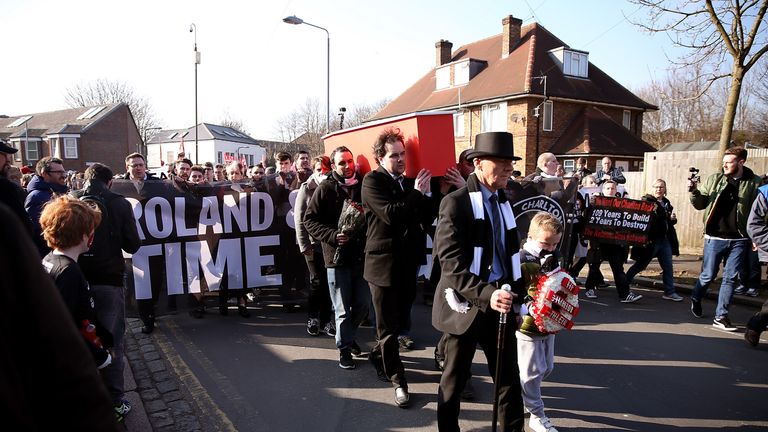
[517,212,563,432]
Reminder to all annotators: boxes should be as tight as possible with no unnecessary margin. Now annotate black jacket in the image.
[361,166,436,286]
[431,174,524,335]
[71,180,141,286]
[304,172,366,267]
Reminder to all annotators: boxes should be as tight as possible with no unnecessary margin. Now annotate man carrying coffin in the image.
[432,131,525,431]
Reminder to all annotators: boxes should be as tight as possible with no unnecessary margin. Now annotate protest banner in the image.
[582,195,656,246]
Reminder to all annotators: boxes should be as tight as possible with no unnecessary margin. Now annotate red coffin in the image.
[322,112,456,177]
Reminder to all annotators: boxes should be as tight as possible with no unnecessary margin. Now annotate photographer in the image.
[689,146,761,331]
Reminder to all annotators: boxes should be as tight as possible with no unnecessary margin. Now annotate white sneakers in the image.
[529,415,559,432]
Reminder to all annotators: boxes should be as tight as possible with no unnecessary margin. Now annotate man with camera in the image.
[689,146,761,331]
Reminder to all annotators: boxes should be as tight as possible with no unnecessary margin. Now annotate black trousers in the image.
[368,264,418,388]
[748,297,768,331]
[437,310,524,432]
[305,249,332,324]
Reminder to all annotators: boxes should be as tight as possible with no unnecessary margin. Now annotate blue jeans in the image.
[327,263,370,351]
[90,284,126,403]
[692,237,748,318]
[626,238,676,295]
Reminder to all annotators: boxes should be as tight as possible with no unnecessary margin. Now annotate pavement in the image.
[119,253,766,431]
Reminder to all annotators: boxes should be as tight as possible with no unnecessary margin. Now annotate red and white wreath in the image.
[530,270,580,334]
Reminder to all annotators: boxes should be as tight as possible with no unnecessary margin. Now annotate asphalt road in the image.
[154,286,768,431]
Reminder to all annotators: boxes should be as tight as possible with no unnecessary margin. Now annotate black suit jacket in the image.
[361,166,436,287]
[431,174,524,335]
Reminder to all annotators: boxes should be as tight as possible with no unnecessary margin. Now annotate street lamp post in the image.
[189,23,200,164]
[283,15,330,133]
[142,126,162,156]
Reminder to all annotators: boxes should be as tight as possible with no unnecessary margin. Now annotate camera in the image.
[688,167,701,192]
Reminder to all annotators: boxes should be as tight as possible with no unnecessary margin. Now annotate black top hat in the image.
[464,132,521,161]
[0,140,18,154]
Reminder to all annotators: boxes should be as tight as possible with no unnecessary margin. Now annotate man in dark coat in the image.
[432,131,525,432]
[71,163,141,416]
[361,128,436,407]
[25,156,69,255]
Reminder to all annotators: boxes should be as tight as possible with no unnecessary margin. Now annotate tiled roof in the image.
[147,123,272,147]
[0,103,123,137]
[372,23,656,121]
[549,106,656,156]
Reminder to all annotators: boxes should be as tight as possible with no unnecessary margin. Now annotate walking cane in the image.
[491,283,512,432]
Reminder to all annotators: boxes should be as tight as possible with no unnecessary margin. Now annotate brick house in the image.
[370,15,658,175]
[0,103,141,173]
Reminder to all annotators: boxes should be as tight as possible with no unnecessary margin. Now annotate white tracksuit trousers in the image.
[516,331,555,418]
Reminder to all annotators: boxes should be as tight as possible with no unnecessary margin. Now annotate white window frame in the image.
[563,51,588,78]
[542,100,553,132]
[63,137,78,159]
[454,61,470,86]
[622,110,631,129]
[12,141,21,161]
[481,103,507,133]
[435,65,451,90]
[217,151,223,164]
[563,159,575,172]
[25,140,39,161]
[453,111,465,137]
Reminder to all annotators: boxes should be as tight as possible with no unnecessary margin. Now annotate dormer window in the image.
[548,47,589,79]
[564,50,588,78]
[434,59,486,91]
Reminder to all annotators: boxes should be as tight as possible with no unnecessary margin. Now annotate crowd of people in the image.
[1,130,767,432]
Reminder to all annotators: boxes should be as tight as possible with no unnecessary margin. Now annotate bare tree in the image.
[630,0,768,155]
[339,99,391,129]
[64,78,160,143]
[219,111,249,135]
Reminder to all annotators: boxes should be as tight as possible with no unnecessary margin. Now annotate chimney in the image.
[435,39,453,67]
[502,15,522,58]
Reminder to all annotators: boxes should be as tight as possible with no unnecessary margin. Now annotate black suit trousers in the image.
[437,309,524,432]
[368,263,419,388]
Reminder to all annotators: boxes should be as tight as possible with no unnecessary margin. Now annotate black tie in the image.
[394,175,404,191]
[489,194,507,278]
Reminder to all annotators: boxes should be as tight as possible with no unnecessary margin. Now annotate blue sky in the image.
[1,0,681,140]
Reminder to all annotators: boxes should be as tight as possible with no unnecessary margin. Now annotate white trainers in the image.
[529,415,559,432]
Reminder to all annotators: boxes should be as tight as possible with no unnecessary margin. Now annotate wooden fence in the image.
[623,149,768,255]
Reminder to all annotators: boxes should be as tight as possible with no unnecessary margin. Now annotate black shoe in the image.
[369,353,389,382]
[350,341,362,357]
[140,318,155,334]
[690,298,702,318]
[394,386,410,408]
[307,318,320,336]
[713,316,737,331]
[339,350,355,369]
[434,347,445,371]
[745,328,761,347]
[189,306,205,319]
[238,305,251,318]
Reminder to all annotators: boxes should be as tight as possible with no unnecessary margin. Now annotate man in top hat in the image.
[432,131,525,431]
[0,140,32,232]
